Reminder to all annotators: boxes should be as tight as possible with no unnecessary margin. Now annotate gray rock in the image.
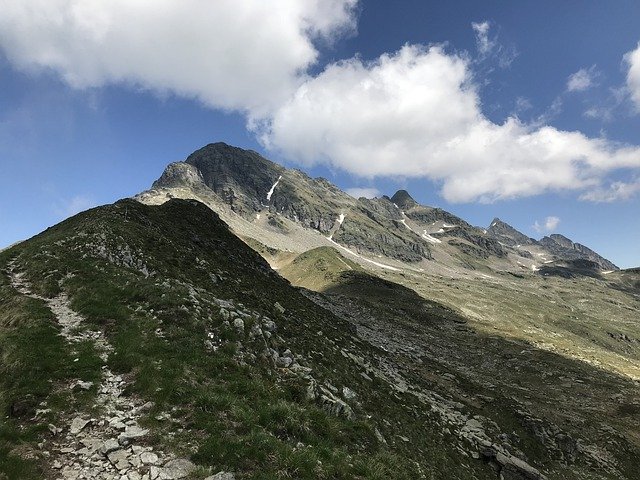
[107,449,130,470]
[140,452,159,465]
[159,458,196,479]
[263,320,277,332]
[342,386,357,400]
[276,356,293,368]
[205,473,235,480]
[233,317,244,332]
[274,302,285,314]
[118,425,149,445]
[69,416,91,434]
[75,380,94,390]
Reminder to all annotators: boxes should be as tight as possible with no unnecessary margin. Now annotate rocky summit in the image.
[1,142,639,480]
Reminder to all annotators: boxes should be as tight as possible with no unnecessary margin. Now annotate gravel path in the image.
[7,259,196,480]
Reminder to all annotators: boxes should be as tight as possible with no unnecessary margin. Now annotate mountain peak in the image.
[487,217,535,247]
[390,189,417,209]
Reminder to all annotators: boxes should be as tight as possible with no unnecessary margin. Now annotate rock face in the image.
[487,219,618,271]
[487,218,536,248]
[390,189,417,209]
[152,162,205,189]
[540,234,618,270]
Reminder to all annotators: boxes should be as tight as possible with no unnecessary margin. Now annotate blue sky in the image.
[1,1,639,267]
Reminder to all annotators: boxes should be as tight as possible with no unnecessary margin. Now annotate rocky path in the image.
[6,260,199,480]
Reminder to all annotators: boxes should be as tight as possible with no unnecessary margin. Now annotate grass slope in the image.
[0,199,494,479]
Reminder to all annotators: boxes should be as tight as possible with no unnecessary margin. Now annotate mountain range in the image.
[137,142,618,274]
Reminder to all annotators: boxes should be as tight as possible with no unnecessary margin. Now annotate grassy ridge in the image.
[0,199,493,479]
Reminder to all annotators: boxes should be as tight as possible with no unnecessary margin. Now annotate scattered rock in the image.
[107,449,131,470]
[263,320,277,332]
[276,356,293,368]
[69,416,92,434]
[100,438,121,455]
[73,380,94,390]
[274,302,285,314]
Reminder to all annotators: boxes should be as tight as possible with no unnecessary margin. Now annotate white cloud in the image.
[345,187,380,199]
[625,42,640,111]
[2,4,639,205]
[580,179,640,202]
[567,66,598,92]
[260,44,640,202]
[0,0,357,115]
[472,21,494,57]
[54,195,96,219]
[514,96,532,113]
[471,20,517,68]
[533,216,560,233]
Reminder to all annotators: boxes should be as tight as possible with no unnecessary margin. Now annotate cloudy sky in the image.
[1,1,639,266]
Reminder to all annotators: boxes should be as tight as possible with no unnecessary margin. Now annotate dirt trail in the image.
[6,259,194,480]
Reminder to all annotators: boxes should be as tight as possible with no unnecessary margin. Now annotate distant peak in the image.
[390,190,417,209]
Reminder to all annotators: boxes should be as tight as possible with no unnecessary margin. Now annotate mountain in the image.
[3,141,638,480]
[1,198,556,480]
[2,197,640,479]
[487,218,536,248]
[486,219,618,271]
[139,142,617,275]
[539,234,618,271]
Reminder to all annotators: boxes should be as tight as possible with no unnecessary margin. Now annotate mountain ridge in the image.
[137,142,618,273]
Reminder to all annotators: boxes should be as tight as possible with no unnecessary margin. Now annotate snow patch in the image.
[421,230,441,244]
[442,223,457,228]
[266,175,282,201]
[328,213,346,240]
[256,213,261,220]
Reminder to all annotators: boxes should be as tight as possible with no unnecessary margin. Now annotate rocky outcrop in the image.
[540,234,618,270]
[487,218,536,247]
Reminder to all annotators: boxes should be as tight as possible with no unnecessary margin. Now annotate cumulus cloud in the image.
[567,66,598,92]
[345,187,380,199]
[580,179,640,202]
[625,42,640,111]
[2,3,639,204]
[260,44,640,202]
[533,216,560,233]
[0,0,357,115]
